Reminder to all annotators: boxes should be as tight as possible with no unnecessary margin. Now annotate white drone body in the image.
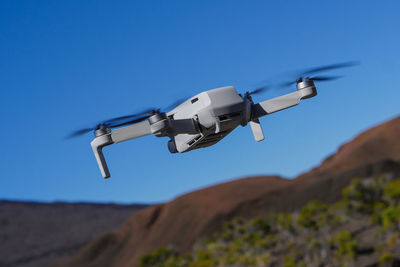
[91,79,317,178]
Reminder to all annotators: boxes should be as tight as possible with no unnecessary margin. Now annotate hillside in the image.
[139,176,400,266]
[0,201,147,267]
[57,116,400,267]
[298,116,400,181]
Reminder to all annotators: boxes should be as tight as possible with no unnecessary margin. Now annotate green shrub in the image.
[310,239,322,250]
[283,255,296,267]
[242,232,262,245]
[342,178,385,214]
[139,247,177,267]
[330,231,358,259]
[233,254,257,266]
[371,202,386,224]
[237,225,246,235]
[263,233,278,249]
[219,230,233,242]
[231,217,244,225]
[256,253,271,265]
[251,217,271,234]
[223,221,234,230]
[384,180,400,205]
[276,212,294,232]
[381,205,400,230]
[188,261,214,267]
[378,252,394,264]
[297,201,329,230]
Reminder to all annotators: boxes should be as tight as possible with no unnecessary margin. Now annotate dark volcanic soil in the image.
[0,201,147,267]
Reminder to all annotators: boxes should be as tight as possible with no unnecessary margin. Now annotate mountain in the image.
[138,176,400,266]
[0,201,147,267]
[299,115,400,180]
[57,116,400,267]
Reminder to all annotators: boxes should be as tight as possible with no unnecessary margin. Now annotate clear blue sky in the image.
[1,0,399,204]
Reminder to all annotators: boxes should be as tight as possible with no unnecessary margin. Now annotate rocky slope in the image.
[57,116,400,267]
[139,176,400,266]
[0,201,147,267]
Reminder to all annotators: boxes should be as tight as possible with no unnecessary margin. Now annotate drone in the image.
[70,62,358,178]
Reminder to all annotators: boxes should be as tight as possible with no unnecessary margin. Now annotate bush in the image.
[297,201,329,230]
[283,255,296,267]
[219,230,233,242]
[276,212,294,232]
[381,205,400,230]
[342,178,385,214]
[384,180,400,205]
[256,252,271,265]
[330,231,358,259]
[371,202,386,225]
[378,252,394,264]
[139,247,178,267]
[251,217,271,234]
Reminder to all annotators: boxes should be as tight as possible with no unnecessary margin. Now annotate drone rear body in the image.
[168,86,247,153]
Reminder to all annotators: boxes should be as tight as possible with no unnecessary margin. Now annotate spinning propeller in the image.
[243,85,271,99]
[69,61,359,139]
[68,98,185,138]
[251,61,359,93]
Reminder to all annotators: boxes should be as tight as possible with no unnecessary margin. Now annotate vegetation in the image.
[139,176,400,267]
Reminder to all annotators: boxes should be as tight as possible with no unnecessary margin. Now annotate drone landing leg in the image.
[91,134,113,178]
[249,118,264,142]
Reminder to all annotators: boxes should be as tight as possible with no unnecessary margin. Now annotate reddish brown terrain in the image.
[57,116,400,267]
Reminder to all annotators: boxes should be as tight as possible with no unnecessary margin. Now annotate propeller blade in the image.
[277,60,358,89]
[309,75,342,81]
[66,127,97,139]
[102,108,156,127]
[277,80,296,89]
[249,86,270,95]
[67,109,157,139]
[68,96,191,139]
[301,61,359,76]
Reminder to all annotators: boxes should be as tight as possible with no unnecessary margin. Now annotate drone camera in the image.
[168,140,178,153]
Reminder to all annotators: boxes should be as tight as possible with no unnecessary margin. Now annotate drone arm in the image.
[90,121,152,179]
[252,85,317,119]
[111,120,152,143]
[252,92,300,118]
[90,118,198,178]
